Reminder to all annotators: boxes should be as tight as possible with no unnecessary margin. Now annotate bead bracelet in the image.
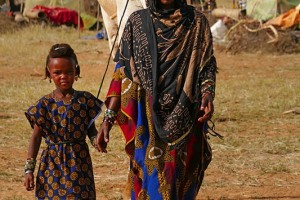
[104,109,117,119]
[102,116,115,125]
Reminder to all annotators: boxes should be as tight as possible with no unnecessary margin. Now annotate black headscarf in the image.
[146,0,187,12]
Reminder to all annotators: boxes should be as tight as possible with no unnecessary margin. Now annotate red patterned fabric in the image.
[32,5,83,28]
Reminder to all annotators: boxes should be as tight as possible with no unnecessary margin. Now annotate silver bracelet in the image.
[25,169,33,174]
[24,158,36,173]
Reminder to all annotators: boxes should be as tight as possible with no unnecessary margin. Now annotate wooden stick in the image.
[78,0,80,38]
[96,3,100,31]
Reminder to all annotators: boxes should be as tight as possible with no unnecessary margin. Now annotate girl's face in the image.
[48,57,76,93]
[159,0,175,9]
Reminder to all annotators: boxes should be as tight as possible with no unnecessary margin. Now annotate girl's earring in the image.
[75,76,78,81]
[49,78,52,83]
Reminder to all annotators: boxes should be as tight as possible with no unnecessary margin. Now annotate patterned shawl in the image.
[117,1,215,144]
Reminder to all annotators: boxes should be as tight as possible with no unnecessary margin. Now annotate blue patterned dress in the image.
[25,90,103,199]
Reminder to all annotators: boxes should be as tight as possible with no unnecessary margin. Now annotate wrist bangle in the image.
[24,158,36,173]
[90,136,96,146]
[104,109,117,119]
[25,169,33,174]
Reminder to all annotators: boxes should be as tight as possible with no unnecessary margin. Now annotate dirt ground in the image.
[1,47,299,200]
[0,10,300,200]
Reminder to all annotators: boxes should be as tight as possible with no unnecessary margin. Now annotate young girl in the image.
[24,43,103,199]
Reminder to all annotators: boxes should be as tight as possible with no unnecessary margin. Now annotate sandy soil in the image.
[1,49,299,200]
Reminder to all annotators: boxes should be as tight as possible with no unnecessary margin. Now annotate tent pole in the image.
[96,3,100,31]
[20,0,23,13]
[78,0,80,38]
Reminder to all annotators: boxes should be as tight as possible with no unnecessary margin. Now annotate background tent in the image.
[23,0,85,15]
[247,0,299,21]
[22,0,99,29]
[22,0,99,17]
[215,0,235,8]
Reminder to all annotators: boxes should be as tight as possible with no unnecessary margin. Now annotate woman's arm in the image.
[95,96,121,153]
[198,56,216,123]
[198,14,217,123]
[24,124,42,191]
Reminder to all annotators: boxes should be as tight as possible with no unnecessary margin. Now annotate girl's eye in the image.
[52,71,73,75]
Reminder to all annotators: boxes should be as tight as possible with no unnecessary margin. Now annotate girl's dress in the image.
[25,90,103,199]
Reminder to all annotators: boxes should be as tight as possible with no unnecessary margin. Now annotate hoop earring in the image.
[49,78,52,83]
[75,76,78,81]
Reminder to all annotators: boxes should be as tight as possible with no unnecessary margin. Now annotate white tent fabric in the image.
[247,0,299,21]
[97,0,146,57]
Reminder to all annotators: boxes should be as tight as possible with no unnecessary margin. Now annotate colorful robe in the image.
[106,2,216,199]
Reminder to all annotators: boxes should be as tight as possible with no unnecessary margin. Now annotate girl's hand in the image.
[95,121,113,153]
[24,173,35,191]
[198,92,214,123]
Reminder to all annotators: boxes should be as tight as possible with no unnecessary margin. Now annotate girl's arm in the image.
[24,124,42,191]
[96,96,121,153]
[87,122,98,148]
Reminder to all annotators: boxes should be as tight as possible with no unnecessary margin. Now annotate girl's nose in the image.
[60,74,67,79]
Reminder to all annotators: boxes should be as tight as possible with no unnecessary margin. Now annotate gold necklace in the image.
[52,89,75,103]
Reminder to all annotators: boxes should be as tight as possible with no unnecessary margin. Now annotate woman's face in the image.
[159,0,175,9]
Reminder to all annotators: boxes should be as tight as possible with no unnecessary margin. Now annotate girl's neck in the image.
[53,88,74,100]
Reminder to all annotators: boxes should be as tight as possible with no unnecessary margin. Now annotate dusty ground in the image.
[1,47,299,200]
[0,10,300,200]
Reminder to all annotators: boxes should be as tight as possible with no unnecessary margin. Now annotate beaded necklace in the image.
[52,89,75,104]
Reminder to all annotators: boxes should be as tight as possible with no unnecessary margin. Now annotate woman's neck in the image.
[161,5,174,10]
[159,1,175,10]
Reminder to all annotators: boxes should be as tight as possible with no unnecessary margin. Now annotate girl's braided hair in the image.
[45,43,80,79]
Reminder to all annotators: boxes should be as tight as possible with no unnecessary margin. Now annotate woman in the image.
[96,0,217,199]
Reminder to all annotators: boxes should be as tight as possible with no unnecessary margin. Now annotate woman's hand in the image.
[95,121,113,153]
[24,172,35,191]
[96,96,120,152]
[198,92,214,123]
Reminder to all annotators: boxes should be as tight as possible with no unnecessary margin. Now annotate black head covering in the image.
[146,0,187,12]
